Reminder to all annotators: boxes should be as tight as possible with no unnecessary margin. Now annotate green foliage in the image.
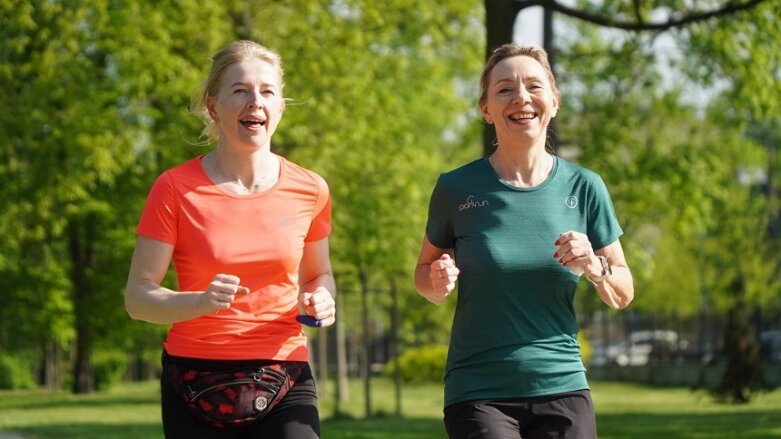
[0,354,36,390]
[579,330,592,364]
[384,344,448,384]
[92,350,130,391]
[556,4,781,404]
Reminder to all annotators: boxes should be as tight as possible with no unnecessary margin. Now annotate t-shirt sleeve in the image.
[136,171,179,245]
[424,174,455,249]
[586,174,623,250]
[305,174,332,242]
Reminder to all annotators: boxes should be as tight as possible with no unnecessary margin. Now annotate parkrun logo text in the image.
[459,195,489,211]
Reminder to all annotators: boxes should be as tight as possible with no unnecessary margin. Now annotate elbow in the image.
[612,299,632,310]
[612,289,635,310]
[423,294,445,306]
[124,289,144,321]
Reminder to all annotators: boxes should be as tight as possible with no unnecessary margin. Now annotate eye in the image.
[261,89,276,96]
[233,88,248,95]
[497,87,513,94]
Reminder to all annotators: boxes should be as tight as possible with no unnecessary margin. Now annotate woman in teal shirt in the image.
[414,44,634,439]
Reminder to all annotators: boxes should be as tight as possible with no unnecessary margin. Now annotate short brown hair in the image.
[478,44,561,109]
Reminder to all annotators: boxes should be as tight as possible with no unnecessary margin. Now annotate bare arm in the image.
[414,235,460,305]
[555,232,634,309]
[298,237,336,327]
[590,240,634,309]
[124,236,249,324]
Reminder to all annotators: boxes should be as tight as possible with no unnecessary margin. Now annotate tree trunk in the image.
[41,340,62,391]
[389,277,402,416]
[69,216,96,394]
[335,291,349,404]
[713,276,765,403]
[317,326,328,400]
[359,270,372,417]
[483,0,526,156]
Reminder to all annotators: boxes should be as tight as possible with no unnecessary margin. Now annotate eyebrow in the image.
[229,81,278,89]
[493,76,545,85]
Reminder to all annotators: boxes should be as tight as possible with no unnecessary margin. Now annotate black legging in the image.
[161,353,320,439]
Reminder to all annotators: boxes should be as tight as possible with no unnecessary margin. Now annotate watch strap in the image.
[588,255,611,284]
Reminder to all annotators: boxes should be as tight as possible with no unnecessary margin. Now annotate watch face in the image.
[600,256,612,275]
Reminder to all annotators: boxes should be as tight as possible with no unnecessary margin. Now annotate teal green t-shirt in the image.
[425,156,623,407]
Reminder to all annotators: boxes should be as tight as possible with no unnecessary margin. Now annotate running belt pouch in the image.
[168,362,301,428]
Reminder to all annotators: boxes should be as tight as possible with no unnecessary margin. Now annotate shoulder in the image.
[151,156,205,191]
[438,157,488,185]
[156,156,204,181]
[280,156,329,193]
[555,156,604,185]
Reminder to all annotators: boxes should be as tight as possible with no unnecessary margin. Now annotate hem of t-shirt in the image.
[163,344,310,363]
[444,376,589,408]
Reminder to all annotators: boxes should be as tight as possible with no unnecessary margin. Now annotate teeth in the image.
[510,113,534,121]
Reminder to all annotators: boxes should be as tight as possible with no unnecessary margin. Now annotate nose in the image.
[513,86,531,104]
[247,91,264,110]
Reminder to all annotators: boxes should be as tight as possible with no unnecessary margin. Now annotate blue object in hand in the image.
[296,315,322,327]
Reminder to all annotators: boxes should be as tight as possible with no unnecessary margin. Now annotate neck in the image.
[488,148,553,188]
[209,149,279,194]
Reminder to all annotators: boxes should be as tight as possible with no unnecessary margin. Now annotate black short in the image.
[161,353,320,439]
[443,390,596,439]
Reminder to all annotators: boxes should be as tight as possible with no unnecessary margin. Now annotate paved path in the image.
[0,432,26,439]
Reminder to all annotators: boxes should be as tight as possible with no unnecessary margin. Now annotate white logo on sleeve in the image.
[565,196,578,208]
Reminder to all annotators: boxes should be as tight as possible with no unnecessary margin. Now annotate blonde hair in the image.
[193,40,285,141]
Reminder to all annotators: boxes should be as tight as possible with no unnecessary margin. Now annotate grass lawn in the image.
[0,378,779,438]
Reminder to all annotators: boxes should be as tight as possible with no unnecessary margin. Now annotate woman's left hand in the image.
[299,287,336,328]
[554,231,599,276]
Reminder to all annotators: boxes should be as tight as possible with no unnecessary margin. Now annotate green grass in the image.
[0,379,779,438]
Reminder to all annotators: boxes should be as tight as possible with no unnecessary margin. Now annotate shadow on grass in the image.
[8,417,444,439]
[322,415,447,439]
[12,423,162,439]
[597,410,781,439]
[1,393,159,411]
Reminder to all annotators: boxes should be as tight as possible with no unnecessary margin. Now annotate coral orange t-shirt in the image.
[136,155,331,361]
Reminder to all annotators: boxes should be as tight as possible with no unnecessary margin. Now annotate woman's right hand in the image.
[200,274,251,313]
[427,254,460,302]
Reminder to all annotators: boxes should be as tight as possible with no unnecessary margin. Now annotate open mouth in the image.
[240,118,266,127]
[509,112,536,121]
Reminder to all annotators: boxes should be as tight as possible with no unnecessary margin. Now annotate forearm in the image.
[301,271,336,298]
[414,264,444,305]
[591,265,634,309]
[124,281,205,325]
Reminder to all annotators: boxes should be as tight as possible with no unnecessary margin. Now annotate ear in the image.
[480,103,493,125]
[206,98,219,122]
[551,97,559,119]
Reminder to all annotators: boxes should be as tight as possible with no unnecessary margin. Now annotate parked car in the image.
[760,330,781,363]
[599,330,682,367]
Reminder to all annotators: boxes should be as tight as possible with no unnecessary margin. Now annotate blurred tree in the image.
[551,1,780,402]
[0,0,229,392]
[682,0,781,402]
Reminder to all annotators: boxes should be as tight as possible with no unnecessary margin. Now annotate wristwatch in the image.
[588,256,612,284]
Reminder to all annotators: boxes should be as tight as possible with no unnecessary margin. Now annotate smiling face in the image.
[206,58,285,150]
[480,54,559,147]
